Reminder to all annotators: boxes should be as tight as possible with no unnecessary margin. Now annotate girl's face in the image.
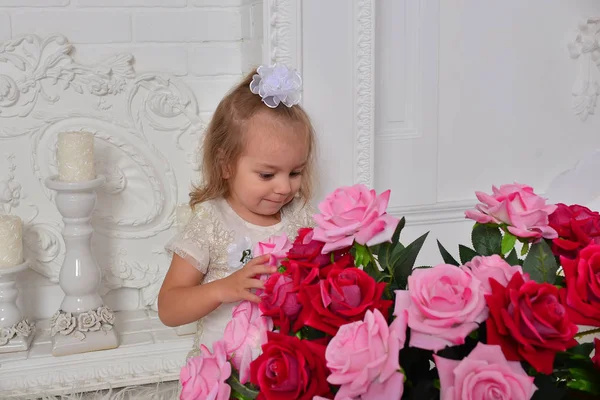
[224,112,309,226]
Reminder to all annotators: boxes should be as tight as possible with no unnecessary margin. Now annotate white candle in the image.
[0,215,23,268]
[57,131,96,182]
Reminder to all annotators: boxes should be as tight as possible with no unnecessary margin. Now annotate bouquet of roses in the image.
[179,183,600,400]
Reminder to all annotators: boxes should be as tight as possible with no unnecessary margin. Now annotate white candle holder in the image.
[45,175,118,357]
[0,260,35,353]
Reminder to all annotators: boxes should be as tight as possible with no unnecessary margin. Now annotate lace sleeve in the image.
[165,204,211,274]
[299,200,317,228]
[284,199,317,239]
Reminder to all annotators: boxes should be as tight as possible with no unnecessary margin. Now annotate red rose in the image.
[559,244,600,327]
[287,228,349,267]
[548,203,600,259]
[283,259,321,288]
[298,254,392,336]
[486,273,578,374]
[593,338,600,369]
[250,332,331,400]
[279,228,352,293]
[259,273,303,334]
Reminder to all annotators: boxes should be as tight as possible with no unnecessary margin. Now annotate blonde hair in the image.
[189,69,317,209]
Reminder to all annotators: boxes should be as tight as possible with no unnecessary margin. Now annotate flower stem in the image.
[574,328,600,339]
[365,245,377,269]
[227,373,258,399]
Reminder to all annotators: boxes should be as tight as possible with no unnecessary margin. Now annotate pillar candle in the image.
[57,131,96,182]
[0,214,23,268]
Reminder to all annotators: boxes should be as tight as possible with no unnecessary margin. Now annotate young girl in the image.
[158,64,317,358]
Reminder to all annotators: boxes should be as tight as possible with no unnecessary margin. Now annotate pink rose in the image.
[394,264,488,352]
[465,183,558,240]
[179,341,231,400]
[434,342,537,400]
[313,184,400,253]
[222,301,273,384]
[253,232,292,267]
[462,254,525,295]
[325,309,407,400]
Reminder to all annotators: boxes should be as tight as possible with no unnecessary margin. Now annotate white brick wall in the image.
[1,0,265,110]
[241,0,263,72]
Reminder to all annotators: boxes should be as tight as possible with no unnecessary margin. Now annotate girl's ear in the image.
[218,150,231,179]
[222,163,231,179]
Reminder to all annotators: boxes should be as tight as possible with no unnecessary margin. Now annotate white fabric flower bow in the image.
[249,64,302,108]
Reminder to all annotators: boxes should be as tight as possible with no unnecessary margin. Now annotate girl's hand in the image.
[218,255,275,303]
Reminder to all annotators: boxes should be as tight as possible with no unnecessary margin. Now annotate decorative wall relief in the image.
[263,0,301,68]
[0,34,205,314]
[0,154,21,214]
[569,18,600,121]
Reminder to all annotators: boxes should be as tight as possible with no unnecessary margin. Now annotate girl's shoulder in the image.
[189,198,224,221]
[176,198,227,236]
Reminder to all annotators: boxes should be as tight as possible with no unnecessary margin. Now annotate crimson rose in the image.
[559,244,600,327]
[548,203,600,259]
[250,332,331,400]
[486,273,578,374]
[298,254,392,336]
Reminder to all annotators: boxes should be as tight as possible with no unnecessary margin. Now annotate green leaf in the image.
[505,248,520,266]
[501,232,518,255]
[364,260,385,283]
[522,239,558,284]
[437,240,460,266]
[353,243,368,268]
[471,224,502,256]
[532,374,567,400]
[377,242,392,271]
[459,245,478,264]
[300,326,327,341]
[567,368,600,395]
[520,241,530,256]
[554,274,566,288]
[567,379,600,395]
[227,370,259,399]
[392,232,429,288]
[374,217,406,275]
[391,217,405,244]
[377,233,405,276]
[566,342,595,359]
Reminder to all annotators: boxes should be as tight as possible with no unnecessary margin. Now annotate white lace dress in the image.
[165,197,315,359]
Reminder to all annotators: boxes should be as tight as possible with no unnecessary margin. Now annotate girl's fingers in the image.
[246,278,265,290]
[247,255,270,266]
[242,291,262,303]
[247,264,277,277]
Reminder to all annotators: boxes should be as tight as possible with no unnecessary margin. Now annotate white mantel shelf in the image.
[0,310,193,399]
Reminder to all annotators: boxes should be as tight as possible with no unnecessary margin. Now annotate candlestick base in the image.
[52,326,119,357]
[50,306,119,357]
[0,318,35,354]
[0,261,35,354]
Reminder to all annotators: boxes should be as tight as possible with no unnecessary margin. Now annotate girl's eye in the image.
[290,171,302,177]
[259,173,274,179]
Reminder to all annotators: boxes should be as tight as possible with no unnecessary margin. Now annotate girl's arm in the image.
[158,254,221,327]
[157,254,274,327]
